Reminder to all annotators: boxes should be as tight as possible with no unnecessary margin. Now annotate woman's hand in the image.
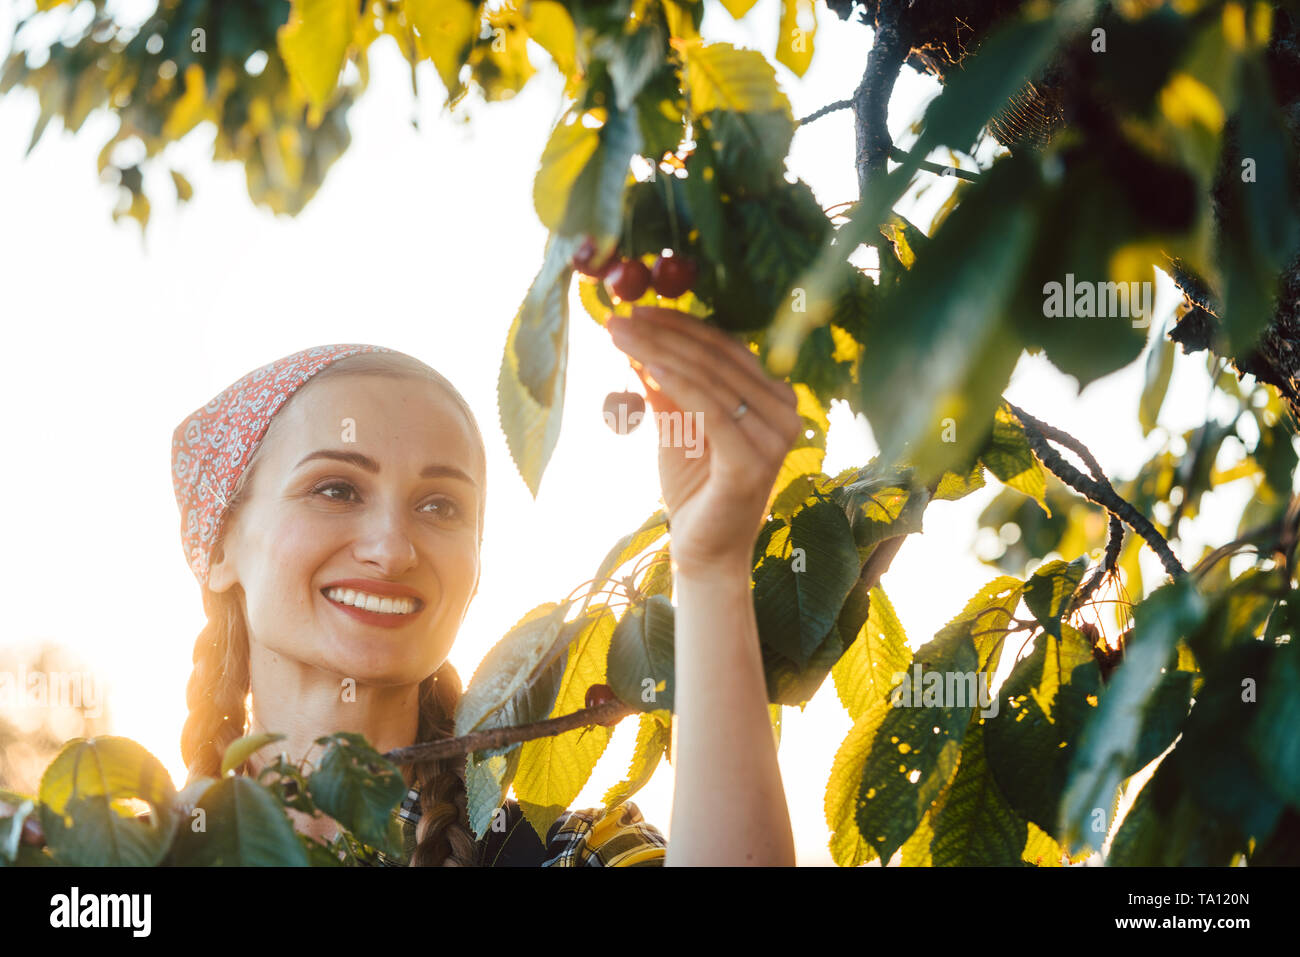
[606,305,802,578]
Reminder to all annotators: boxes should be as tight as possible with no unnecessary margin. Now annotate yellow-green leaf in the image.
[982,401,1050,516]
[602,712,670,811]
[775,0,816,77]
[825,695,889,866]
[407,0,481,98]
[679,40,791,117]
[533,114,601,231]
[522,0,578,83]
[516,608,618,842]
[221,733,287,777]
[277,0,359,112]
[719,0,759,17]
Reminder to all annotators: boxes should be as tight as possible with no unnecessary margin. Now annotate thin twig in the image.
[888,145,980,182]
[382,700,635,765]
[796,98,852,126]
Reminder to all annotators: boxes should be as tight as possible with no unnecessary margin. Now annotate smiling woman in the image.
[170,344,666,866]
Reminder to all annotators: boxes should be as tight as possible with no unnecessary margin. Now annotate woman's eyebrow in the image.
[294,449,478,487]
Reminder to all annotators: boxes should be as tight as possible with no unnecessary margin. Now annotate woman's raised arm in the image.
[606,305,800,866]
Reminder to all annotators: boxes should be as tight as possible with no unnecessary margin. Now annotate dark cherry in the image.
[605,258,652,302]
[572,236,618,280]
[603,391,646,434]
[584,683,620,726]
[651,253,698,297]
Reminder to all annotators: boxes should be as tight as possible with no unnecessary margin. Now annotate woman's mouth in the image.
[323,586,422,616]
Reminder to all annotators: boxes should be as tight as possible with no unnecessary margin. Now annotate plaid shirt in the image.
[369,785,667,867]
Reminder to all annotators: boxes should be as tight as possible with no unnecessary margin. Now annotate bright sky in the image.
[0,0,1259,865]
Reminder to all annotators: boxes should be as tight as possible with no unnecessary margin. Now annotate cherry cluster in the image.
[572,236,698,302]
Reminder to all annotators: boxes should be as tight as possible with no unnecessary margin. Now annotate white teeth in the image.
[324,587,417,615]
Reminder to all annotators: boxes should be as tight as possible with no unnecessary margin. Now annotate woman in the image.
[171,305,802,866]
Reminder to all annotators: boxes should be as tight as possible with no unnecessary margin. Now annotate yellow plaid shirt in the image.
[372,787,667,867]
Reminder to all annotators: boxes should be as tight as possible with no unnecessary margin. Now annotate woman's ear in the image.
[207,539,238,593]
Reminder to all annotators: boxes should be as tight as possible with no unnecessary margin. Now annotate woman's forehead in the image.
[270,375,482,474]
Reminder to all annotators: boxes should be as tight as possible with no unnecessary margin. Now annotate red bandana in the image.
[171,344,393,587]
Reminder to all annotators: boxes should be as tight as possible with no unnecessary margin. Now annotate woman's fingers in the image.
[610,309,801,449]
[629,306,798,411]
[610,318,794,467]
[616,310,794,436]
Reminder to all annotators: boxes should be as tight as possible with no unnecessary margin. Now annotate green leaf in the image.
[753,497,860,667]
[1251,636,1300,806]
[1216,54,1300,356]
[0,798,36,864]
[1062,576,1206,854]
[1168,640,1285,842]
[306,733,407,857]
[982,400,1049,515]
[931,721,1028,865]
[168,776,309,866]
[221,732,287,777]
[516,607,618,842]
[1127,667,1194,775]
[767,0,1092,373]
[859,157,1038,486]
[559,102,642,246]
[38,736,177,866]
[466,746,521,840]
[498,234,579,497]
[985,625,1102,838]
[832,586,912,723]
[1138,330,1176,435]
[855,621,979,862]
[1024,557,1088,637]
[603,712,671,812]
[607,594,675,722]
[455,600,573,736]
[598,14,669,111]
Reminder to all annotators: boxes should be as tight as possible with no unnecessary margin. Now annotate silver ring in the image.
[731,399,749,421]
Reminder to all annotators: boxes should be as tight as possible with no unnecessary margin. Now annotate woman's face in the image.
[208,373,484,686]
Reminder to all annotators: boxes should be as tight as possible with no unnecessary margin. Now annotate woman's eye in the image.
[313,481,358,502]
[420,497,461,520]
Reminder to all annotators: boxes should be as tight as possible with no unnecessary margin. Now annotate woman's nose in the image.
[351,508,418,574]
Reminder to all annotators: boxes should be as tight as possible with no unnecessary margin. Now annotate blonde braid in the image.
[409,661,477,866]
[180,587,251,783]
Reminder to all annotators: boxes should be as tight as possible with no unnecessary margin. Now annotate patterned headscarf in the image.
[171,344,393,587]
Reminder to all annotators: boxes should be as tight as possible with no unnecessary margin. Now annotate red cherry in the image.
[584,683,620,726]
[651,253,698,298]
[602,391,646,434]
[572,236,618,280]
[585,683,616,710]
[604,258,652,302]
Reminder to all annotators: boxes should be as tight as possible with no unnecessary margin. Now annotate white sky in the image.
[0,0,1261,865]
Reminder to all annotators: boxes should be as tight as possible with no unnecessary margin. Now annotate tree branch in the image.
[853,17,906,200]
[1006,402,1187,581]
